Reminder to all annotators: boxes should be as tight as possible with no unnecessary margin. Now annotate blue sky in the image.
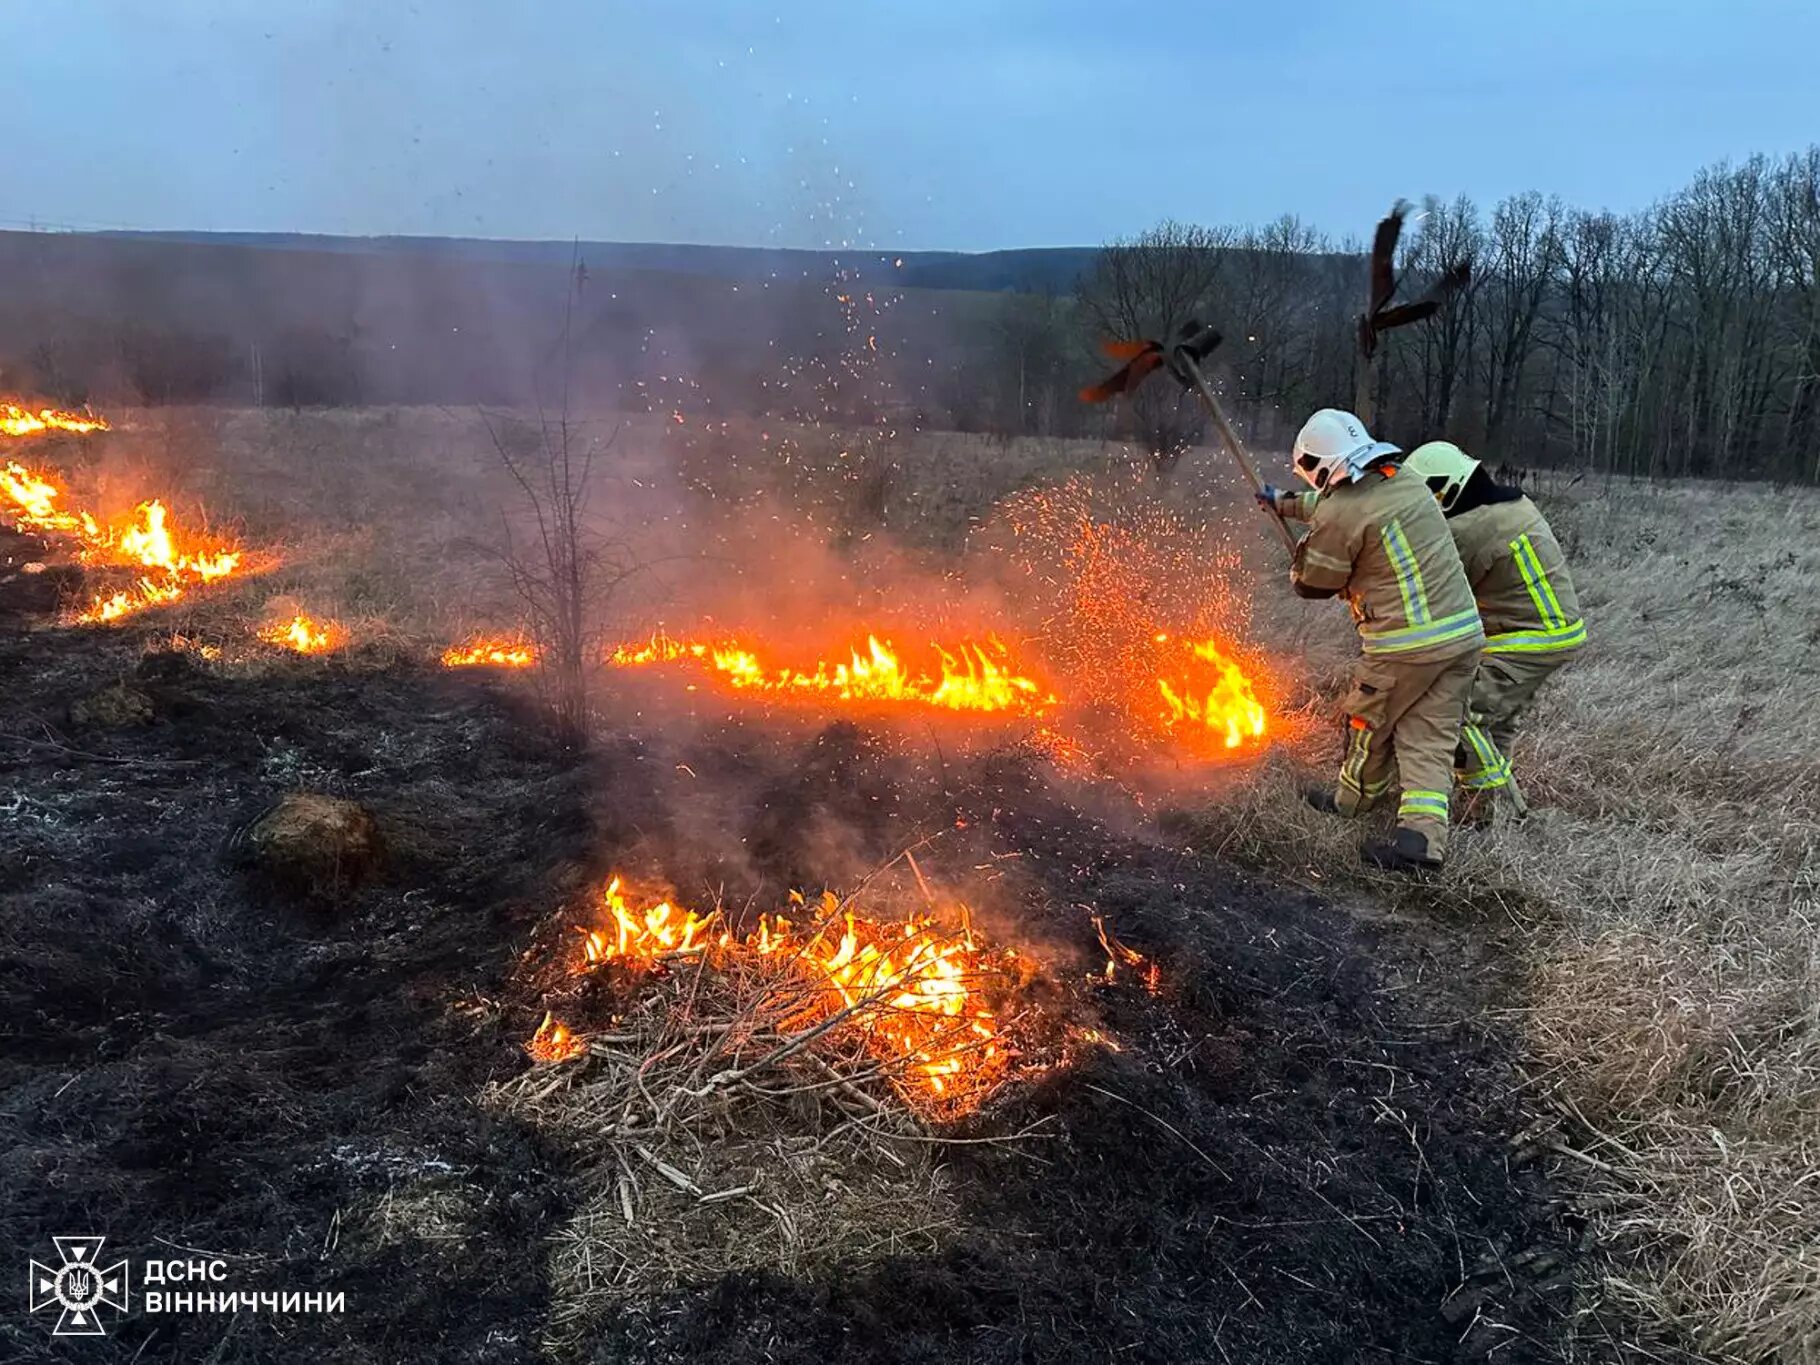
[3,0,1815,249]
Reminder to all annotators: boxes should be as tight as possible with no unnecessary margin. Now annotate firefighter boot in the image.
[1304,788,1344,816]
[1361,828,1443,873]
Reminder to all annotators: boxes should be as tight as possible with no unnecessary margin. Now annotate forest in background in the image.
[3,147,1816,482]
[979,148,1820,484]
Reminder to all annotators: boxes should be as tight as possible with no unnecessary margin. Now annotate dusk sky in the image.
[5,0,1816,250]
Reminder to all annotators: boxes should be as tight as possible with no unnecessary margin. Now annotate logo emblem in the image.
[28,1237,129,1336]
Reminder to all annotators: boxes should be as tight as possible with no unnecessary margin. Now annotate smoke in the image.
[0,0,1282,962]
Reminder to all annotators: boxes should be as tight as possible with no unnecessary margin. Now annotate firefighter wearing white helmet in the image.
[1257,409,1484,871]
[1402,441,1587,806]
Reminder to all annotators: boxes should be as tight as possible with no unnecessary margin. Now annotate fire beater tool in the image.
[1080,320,1298,557]
[1354,200,1473,424]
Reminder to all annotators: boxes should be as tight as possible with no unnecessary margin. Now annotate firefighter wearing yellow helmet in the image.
[1400,441,1587,805]
[1260,409,1484,872]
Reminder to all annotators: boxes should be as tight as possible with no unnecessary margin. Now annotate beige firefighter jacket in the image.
[1278,470,1484,663]
[1445,497,1586,656]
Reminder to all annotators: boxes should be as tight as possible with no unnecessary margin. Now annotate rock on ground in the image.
[67,679,155,728]
[246,792,385,896]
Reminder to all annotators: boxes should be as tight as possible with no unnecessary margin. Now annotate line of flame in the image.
[0,403,109,438]
[608,630,1052,716]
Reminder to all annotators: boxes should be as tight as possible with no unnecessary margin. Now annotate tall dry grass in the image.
[680,431,1820,1358]
[48,410,1820,1359]
[1501,483,1819,1364]
[1194,476,1820,1364]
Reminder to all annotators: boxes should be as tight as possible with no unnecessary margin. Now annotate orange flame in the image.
[0,402,109,438]
[565,877,1011,1107]
[3,459,244,623]
[84,578,188,623]
[1,462,88,532]
[112,501,240,582]
[608,631,1050,716]
[771,909,1004,1097]
[579,876,720,963]
[526,1011,585,1064]
[442,637,538,668]
[1154,635,1268,751]
[259,614,343,654]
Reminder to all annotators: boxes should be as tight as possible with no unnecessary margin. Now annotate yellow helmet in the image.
[1403,441,1480,512]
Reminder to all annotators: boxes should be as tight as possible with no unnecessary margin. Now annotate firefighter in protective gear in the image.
[1402,441,1586,800]
[1265,410,1485,871]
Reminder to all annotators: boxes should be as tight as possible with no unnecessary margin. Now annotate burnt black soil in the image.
[1,614,1666,1364]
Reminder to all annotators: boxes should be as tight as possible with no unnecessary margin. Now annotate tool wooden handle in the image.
[1177,358,1298,557]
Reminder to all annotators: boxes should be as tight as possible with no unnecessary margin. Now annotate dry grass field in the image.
[10,404,1815,1362]
[1190,474,1820,1365]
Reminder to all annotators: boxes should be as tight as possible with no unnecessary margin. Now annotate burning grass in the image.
[441,635,538,668]
[0,401,108,437]
[608,630,1052,717]
[607,626,1275,765]
[1152,633,1269,751]
[258,612,346,654]
[981,469,1280,762]
[2,453,246,622]
[3,408,1670,1361]
[490,968,973,1339]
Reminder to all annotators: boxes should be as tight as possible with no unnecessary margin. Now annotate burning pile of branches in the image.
[1,458,244,622]
[608,630,1052,717]
[534,873,1021,1113]
[487,865,1045,1328]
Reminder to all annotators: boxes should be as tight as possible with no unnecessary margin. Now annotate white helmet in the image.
[1403,440,1481,512]
[1290,409,1401,492]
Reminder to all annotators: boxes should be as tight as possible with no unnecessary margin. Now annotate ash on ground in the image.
[0,617,1685,1364]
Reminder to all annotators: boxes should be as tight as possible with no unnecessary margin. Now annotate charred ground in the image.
[0,544,1681,1364]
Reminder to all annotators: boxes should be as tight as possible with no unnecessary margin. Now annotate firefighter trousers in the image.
[1455,650,1576,790]
[1333,647,1479,860]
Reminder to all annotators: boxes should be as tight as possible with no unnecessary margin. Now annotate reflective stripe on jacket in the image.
[1447,497,1586,655]
[1289,468,1484,662]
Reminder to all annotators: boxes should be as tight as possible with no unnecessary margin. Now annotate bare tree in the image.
[1221,216,1330,420]
[1770,148,1820,480]
[984,289,1079,439]
[478,254,640,744]
[1078,220,1235,475]
[1403,195,1483,440]
[1478,192,1564,448]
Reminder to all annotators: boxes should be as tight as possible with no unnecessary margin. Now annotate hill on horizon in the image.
[92,231,1103,296]
[0,227,1022,419]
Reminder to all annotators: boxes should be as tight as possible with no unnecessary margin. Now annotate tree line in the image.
[963,147,1820,484]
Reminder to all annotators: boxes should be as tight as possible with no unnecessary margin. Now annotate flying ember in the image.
[552,876,1014,1108]
[607,630,1050,716]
